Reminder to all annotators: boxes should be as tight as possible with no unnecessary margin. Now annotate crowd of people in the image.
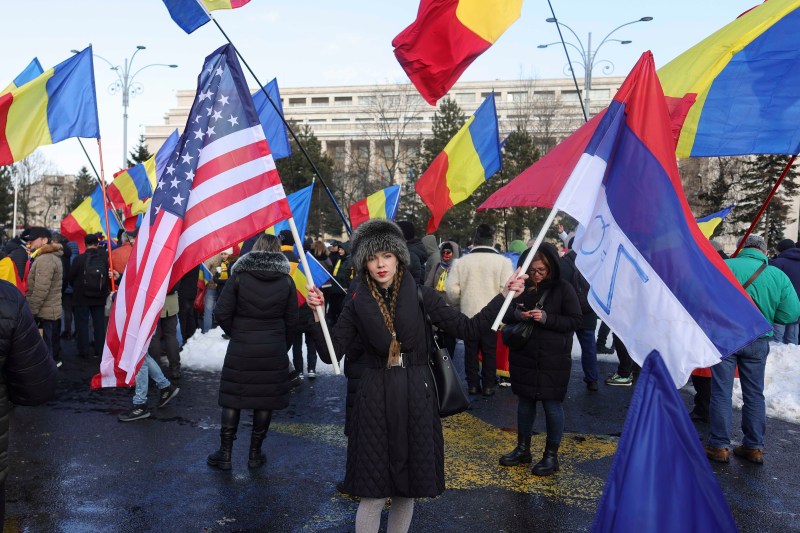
[0,219,798,533]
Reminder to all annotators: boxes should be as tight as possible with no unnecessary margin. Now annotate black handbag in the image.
[501,289,549,350]
[417,287,470,418]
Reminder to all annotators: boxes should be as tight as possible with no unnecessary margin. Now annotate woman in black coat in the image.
[207,234,298,470]
[306,220,525,533]
[499,243,582,476]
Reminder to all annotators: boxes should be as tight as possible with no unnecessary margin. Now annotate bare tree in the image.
[12,151,53,227]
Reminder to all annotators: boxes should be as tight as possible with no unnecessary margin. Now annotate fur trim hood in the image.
[33,242,63,258]
[232,251,290,275]
[351,219,411,272]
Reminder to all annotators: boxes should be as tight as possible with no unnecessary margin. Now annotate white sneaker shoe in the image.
[307,369,316,379]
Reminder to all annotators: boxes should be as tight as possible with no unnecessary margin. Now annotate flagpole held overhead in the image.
[76,138,126,230]
[491,207,560,331]
[96,139,117,292]
[287,217,340,375]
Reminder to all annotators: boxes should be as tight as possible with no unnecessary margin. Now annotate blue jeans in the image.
[517,396,564,445]
[575,328,598,383]
[202,287,217,333]
[133,355,171,406]
[709,338,769,449]
[772,321,799,344]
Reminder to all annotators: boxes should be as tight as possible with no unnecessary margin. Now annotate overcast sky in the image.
[1,0,760,175]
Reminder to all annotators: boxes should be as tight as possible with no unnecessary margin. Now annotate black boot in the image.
[248,410,272,469]
[531,441,560,476]
[499,435,532,466]
[208,408,240,470]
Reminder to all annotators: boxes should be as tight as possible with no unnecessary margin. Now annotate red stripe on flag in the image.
[349,198,369,229]
[0,93,14,165]
[194,140,271,188]
[414,151,454,233]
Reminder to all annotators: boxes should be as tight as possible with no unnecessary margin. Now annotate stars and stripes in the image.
[92,44,291,388]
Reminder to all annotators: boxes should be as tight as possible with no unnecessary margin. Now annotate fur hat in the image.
[740,234,768,253]
[350,219,410,272]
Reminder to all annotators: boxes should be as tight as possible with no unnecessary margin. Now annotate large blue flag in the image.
[592,351,737,532]
[252,79,291,160]
[553,52,770,387]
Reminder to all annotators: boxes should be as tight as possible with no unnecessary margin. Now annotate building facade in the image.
[25,174,78,231]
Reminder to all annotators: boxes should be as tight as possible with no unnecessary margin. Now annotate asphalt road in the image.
[4,338,799,532]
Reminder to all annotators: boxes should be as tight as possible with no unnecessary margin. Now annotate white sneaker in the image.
[307,369,316,379]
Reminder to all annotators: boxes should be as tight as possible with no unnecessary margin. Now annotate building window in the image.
[308,118,327,123]
[332,118,351,122]
[355,117,372,122]
[358,95,377,106]
[508,91,528,103]
[288,97,306,107]
[406,94,425,105]
[311,97,329,106]
[455,92,476,104]
[334,96,353,106]
[589,89,610,101]
[481,91,501,99]
[560,90,581,103]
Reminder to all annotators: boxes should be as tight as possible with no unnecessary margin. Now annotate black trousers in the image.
[178,298,197,345]
[691,375,711,418]
[464,327,497,389]
[612,334,638,377]
[148,314,180,375]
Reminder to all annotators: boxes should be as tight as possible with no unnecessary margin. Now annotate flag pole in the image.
[732,154,798,257]
[77,138,127,230]
[491,206,560,331]
[96,139,116,292]
[205,17,353,235]
[546,0,589,123]
[287,216,340,374]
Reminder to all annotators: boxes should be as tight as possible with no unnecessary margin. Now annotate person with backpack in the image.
[68,234,110,359]
[560,237,600,391]
[25,228,64,367]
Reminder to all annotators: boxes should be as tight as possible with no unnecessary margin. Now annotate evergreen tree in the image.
[69,166,96,212]
[274,124,341,237]
[126,135,153,167]
[729,155,799,247]
[0,166,14,238]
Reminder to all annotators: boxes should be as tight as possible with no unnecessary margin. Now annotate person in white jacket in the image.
[446,224,513,396]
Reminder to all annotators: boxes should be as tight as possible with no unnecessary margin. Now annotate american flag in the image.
[92,44,291,388]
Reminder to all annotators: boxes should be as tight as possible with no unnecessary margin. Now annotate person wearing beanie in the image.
[305,219,526,533]
[396,220,427,284]
[424,241,460,356]
[705,234,800,465]
[499,244,582,476]
[25,228,64,366]
[770,237,800,344]
[446,223,513,396]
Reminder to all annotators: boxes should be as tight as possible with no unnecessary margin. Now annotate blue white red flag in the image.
[555,52,770,387]
[93,44,291,388]
[592,351,737,532]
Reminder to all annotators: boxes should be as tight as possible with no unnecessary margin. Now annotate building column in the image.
[344,139,351,174]
[368,140,375,180]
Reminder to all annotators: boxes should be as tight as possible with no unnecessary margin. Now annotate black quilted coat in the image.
[214,251,298,411]
[503,245,582,401]
[315,272,505,499]
[0,280,58,482]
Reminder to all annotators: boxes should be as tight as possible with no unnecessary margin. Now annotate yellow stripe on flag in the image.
[290,263,309,303]
[456,0,524,43]
[444,115,485,204]
[365,190,387,220]
[5,68,54,161]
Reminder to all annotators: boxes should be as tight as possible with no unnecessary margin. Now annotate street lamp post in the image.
[538,16,652,117]
[75,46,177,168]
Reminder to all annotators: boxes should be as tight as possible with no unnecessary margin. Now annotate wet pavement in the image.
[5,339,800,532]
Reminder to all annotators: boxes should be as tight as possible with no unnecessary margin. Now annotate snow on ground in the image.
[183,327,800,425]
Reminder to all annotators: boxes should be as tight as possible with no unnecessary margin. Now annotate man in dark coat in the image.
[560,237,599,390]
[770,238,800,344]
[68,234,110,359]
[2,231,31,289]
[397,220,427,284]
[0,279,58,522]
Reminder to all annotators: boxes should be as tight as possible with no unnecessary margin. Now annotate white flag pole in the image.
[491,207,560,331]
[287,217,341,375]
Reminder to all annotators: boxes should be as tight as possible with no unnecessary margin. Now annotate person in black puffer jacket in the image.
[499,243,582,476]
[0,279,58,523]
[208,234,298,470]
[306,219,526,533]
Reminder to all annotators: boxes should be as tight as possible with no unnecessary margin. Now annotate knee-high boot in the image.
[531,441,560,476]
[207,407,240,470]
[248,410,272,469]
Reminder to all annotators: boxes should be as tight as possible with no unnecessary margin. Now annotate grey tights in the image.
[355,496,414,533]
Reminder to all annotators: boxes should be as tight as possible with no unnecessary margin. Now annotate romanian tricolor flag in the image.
[696,205,734,239]
[107,130,179,220]
[392,0,524,105]
[290,252,332,305]
[415,93,501,233]
[61,184,122,250]
[349,185,400,229]
[0,47,99,165]
[1,58,43,95]
[659,0,800,157]
[162,0,252,34]
[265,183,313,253]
